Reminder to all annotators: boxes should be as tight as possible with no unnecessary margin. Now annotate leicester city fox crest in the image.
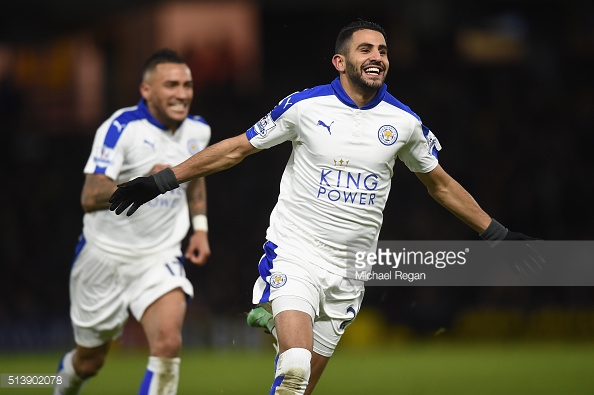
[378,125,398,146]
[187,139,200,155]
[269,273,287,288]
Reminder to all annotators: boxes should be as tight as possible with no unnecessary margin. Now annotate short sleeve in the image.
[246,95,299,149]
[397,121,441,173]
[83,119,127,180]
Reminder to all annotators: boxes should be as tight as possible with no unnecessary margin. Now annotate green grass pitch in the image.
[1,343,593,394]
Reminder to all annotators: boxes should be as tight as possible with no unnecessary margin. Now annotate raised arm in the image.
[109,133,260,216]
[415,164,492,234]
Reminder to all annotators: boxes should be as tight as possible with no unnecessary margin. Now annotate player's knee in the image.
[273,348,311,394]
[151,331,182,358]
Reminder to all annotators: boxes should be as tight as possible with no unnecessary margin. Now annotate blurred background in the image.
[1,0,594,353]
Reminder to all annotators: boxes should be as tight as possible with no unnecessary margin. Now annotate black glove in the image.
[109,167,179,216]
[480,219,545,275]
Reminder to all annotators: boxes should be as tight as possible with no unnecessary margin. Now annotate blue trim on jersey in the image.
[257,241,279,304]
[246,127,257,140]
[103,100,155,150]
[383,92,422,122]
[331,76,425,123]
[102,99,189,151]
[269,375,285,395]
[330,77,388,110]
[188,114,209,125]
[246,84,335,141]
[138,369,154,395]
[93,102,145,174]
[136,99,169,131]
[271,84,334,120]
[103,110,131,148]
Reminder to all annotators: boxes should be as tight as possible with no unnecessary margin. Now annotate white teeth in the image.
[170,104,185,110]
[365,67,380,74]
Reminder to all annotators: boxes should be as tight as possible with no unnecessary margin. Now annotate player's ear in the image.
[332,54,346,72]
[140,81,150,100]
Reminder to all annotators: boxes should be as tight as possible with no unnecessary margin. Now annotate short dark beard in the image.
[345,60,385,95]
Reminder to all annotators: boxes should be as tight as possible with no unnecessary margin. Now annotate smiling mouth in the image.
[363,65,382,76]
[169,103,186,111]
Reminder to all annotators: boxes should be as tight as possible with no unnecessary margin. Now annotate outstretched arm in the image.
[81,164,175,213]
[174,133,260,183]
[109,133,260,216]
[415,164,492,234]
[416,164,544,274]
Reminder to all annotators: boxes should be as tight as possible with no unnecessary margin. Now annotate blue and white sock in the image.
[269,348,311,395]
[53,349,86,395]
[138,356,181,395]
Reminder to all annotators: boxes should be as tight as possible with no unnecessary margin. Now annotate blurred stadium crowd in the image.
[1,0,593,350]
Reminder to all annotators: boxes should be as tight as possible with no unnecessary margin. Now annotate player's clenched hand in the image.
[185,231,211,266]
[480,219,545,275]
[497,231,544,275]
[109,167,180,216]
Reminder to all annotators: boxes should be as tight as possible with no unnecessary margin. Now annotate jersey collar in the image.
[331,77,387,110]
[137,99,181,131]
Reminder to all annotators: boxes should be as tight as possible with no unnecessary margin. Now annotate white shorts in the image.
[69,237,193,348]
[252,241,365,357]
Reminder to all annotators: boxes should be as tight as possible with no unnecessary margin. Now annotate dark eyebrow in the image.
[164,79,193,86]
[356,42,388,52]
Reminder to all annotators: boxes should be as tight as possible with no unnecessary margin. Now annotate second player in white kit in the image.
[74,98,210,346]
[56,49,211,395]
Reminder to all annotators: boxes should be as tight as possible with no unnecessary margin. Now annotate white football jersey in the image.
[82,99,211,257]
[247,78,440,275]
